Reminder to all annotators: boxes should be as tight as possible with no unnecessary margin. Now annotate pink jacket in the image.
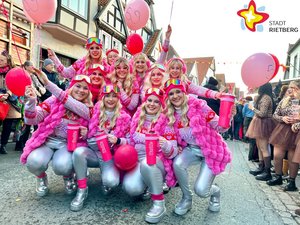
[174,97,232,175]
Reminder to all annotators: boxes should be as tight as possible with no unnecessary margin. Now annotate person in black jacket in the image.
[199,77,220,115]
[41,58,59,101]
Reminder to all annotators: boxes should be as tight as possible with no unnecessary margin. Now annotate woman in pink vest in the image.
[163,79,233,215]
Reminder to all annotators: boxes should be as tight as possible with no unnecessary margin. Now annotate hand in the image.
[158,136,167,148]
[79,126,88,139]
[165,25,172,41]
[230,105,237,117]
[282,116,294,124]
[47,48,55,58]
[24,85,36,99]
[215,91,225,99]
[292,124,297,133]
[116,81,123,90]
[33,68,49,85]
[248,103,254,110]
[0,93,9,102]
[107,134,118,144]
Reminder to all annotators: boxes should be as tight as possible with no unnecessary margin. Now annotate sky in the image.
[153,0,300,92]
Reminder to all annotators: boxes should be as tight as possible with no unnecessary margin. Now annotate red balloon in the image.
[269,53,280,80]
[126,33,144,55]
[114,144,138,171]
[5,67,31,96]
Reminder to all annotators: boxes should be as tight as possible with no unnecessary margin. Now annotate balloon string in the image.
[169,0,174,25]
[0,0,23,65]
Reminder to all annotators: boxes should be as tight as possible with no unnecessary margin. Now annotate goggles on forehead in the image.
[102,85,120,94]
[74,75,91,84]
[90,64,106,72]
[149,63,166,72]
[164,79,183,88]
[86,37,102,48]
[145,88,164,97]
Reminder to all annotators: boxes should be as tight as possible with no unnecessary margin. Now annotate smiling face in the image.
[168,62,183,79]
[0,55,8,68]
[150,68,164,87]
[104,92,119,111]
[107,51,119,65]
[134,56,147,74]
[116,61,129,80]
[167,88,184,107]
[90,70,104,86]
[145,95,161,115]
[88,43,102,59]
[71,81,89,102]
[288,82,300,98]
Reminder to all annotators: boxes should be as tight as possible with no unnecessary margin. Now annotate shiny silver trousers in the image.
[26,137,73,177]
[173,145,218,199]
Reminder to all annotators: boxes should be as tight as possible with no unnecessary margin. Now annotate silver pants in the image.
[140,157,165,195]
[122,162,146,196]
[173,145,217,199]
[26,137,73,177]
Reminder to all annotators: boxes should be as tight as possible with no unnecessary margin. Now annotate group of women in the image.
[247,81,300,194]
[18,29,234,223]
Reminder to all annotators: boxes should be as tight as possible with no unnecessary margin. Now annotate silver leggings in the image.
[173,145,218,199]
[140,157,165,195]
[26,137,73,177]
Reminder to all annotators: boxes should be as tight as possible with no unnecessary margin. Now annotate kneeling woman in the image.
[70,85,131,211]
[130,88,178,223]
[164,79,233,215]
[21,71,93,197]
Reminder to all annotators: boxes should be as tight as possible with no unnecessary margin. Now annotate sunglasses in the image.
[145,88,164,97]
[102,85,120,94]
[164,79,183,88]
[86,37,102,48]
[149,63,166,72]
[74,75,91,84]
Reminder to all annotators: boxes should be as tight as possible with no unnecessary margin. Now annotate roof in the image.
[288,38,300,53]
[143,29,162,58]
[183,57,215,84]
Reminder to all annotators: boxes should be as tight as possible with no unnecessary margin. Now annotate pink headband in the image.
[163,79,186,97]
[106,49,119,57]
[166,58,187,74]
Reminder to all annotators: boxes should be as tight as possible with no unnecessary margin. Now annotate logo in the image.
[237,0,269,32]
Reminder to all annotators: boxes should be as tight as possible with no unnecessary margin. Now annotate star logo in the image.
[237,0,269,32]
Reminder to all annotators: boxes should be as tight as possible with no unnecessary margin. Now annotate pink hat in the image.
[106,49,119,57]
[143,88,165,108]
[163,79,186,97]
[99,85,120,100]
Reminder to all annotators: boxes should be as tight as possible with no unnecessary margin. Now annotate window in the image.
[62,0,88,19]
[112,38,122,55]
[293,55,298,78]
[102,31,111,52]
[105,4,125,34]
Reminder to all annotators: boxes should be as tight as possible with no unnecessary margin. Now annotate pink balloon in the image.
[125,0,150,30]
[268,53,280,80]
[22,0,57,24]
[5,68,32,96]
[241,53,276,88]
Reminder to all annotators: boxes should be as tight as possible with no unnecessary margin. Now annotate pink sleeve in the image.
[51,54,76,79]
[120,82,140,111]
[24,98,52,125]
[188,82,218,99]
[45,82,91,120]
[156,39,170,64]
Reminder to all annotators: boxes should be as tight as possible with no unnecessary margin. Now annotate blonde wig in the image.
[98,97,122,130]
[137,102,162,132]
[165,94,189,126]
[84,49,103,74]
[167,59,189,82]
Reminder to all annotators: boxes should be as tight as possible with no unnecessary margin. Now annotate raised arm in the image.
[156,25,172,64]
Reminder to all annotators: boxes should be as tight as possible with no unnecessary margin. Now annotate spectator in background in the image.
[242,96,257,160]
[233,99,244,140]
[41,58,59,101]
[57,74,67,91]
[199,77,220,115]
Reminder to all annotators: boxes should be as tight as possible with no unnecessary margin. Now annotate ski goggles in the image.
[73,75,91,84]
[145,88,164,97]
[89,64,106,74]
[102,85,120,94]
[149,63,166,73]
[86,37,102,48]
[164,79,183,88]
